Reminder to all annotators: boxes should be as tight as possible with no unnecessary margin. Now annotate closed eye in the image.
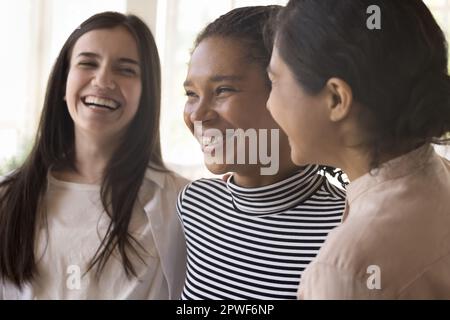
[78,61,97,68]
[118,67,138,76]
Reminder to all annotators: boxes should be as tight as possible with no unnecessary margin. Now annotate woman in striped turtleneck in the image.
[177,5,346,300]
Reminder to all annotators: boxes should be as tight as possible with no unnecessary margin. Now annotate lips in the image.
[81,95,121,111]
[198,130,235,152]
[202,136,219,146]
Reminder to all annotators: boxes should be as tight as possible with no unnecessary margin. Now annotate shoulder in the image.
[140,167,190,299]
[177,177,227,212]
[318,175,347,200]
[299,259,386,299]
[178,177,226,198]
[306,206,401,298]
[299,212,393,298]
[138,166,190,213]
[303,175,346,211]
[143,166,190,193]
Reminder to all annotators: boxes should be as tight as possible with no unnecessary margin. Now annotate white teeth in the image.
[202,136,222,146]
[84,96,119,109]
[200,132,238,147]
[202,136,214,145]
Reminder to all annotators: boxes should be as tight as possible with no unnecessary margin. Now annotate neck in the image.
[337,143,428,181]
[232,132,300,188]
[336,145,414,182]
[233,162,299,188]
[337,148,371,182]
[55,130,121,184]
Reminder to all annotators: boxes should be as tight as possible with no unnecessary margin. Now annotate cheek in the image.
[267,89,288,130]
[218,98,252,129]
[290,99,327,155]
[65,70,82,103]
[223,105,244,127]
[65,70,85,116]
[183,103,195,133]
[271,93,308,151]
[123,81,142,116]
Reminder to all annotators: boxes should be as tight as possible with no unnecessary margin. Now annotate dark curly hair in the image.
[194,6,281,84]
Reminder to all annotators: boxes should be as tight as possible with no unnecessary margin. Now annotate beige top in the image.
[298,144,450,299]
[1,168,189,300]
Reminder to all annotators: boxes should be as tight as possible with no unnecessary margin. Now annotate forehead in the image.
[71,26,140,61]
[188,37,253,78]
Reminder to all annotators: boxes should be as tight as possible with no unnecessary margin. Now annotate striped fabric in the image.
[177,165,346,300]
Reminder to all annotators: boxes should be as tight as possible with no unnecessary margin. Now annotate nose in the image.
[92,66,116,90]
[186,97,217,124]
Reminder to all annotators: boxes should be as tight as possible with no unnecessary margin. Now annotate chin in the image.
[205,162,230,175]
[291,148,310,166]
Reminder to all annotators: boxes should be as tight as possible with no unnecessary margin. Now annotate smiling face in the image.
[184,36,290,175]
[267,45,334,167]
[65,26,142,140]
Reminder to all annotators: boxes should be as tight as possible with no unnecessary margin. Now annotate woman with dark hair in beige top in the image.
[267,0,450,299]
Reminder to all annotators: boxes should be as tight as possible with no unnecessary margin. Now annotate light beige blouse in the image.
[1,168,189,300]
[298,144,450,299]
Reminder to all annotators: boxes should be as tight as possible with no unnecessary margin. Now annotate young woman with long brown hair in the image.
[0,12,188,299]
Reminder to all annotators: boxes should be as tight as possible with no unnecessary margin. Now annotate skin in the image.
[54,26,142,184]
[184,36,297,187]
[267,45,371,181]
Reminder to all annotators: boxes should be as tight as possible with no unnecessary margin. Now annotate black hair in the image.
[195,5,282,74]
[276,0,450,167]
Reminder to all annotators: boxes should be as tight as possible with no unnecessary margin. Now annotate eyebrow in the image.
[183,74,244,87]
[76,52,140,66]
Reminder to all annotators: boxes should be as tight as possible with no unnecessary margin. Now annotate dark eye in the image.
[185,90,198,98]
[216,87,236,95]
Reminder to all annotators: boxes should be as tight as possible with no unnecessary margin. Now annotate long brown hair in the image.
[0,12,166,287]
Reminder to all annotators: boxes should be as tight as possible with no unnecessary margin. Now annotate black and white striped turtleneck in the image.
[177,165,346,300]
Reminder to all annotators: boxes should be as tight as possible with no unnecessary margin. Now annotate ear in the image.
[324,78,353,122]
